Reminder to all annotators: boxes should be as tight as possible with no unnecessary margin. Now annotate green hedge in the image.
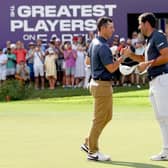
[0,80,31,101]
[0,80,148,102]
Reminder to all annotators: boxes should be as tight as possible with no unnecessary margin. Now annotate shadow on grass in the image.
[97,160,167,168]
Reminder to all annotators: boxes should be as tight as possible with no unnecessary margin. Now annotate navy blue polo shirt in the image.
[146,30,168,78]
[88,36,113,80]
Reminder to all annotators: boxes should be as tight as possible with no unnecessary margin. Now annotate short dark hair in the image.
[138,12,156,28]
[97,17,113,31]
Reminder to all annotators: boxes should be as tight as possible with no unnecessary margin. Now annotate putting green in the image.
[0,97,167,168]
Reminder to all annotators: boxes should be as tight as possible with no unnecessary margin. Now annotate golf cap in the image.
[119,64,137,75]
[119,38,125,43]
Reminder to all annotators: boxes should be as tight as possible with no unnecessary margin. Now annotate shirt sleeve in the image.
[98,44,113,65]
[155,32,168,51]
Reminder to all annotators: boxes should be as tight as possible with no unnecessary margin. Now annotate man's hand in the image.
[117,56,124,64]
[137,60,154,73]
[121,46,145,62]
[121,47,132,58]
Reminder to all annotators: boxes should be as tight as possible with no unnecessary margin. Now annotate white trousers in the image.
[149,73,168,150]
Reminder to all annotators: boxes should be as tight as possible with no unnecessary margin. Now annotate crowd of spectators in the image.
[1,30,165,90]
[0,33,93,90]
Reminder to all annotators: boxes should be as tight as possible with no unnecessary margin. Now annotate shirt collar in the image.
[147,29,156,42]
[97,36,107,43]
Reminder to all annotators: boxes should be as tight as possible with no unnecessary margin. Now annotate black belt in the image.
[148,72,168,81]
[93,78,112,81]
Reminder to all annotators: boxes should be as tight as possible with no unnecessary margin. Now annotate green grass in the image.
[0,88,167,168]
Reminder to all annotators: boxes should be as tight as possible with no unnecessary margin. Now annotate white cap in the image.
[10,43,16,48]
[119,64,137,75]
[119,38,125,43]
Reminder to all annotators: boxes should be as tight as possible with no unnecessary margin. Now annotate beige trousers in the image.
[87,79,113,153]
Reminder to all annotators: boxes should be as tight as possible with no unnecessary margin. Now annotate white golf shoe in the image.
[81,144,89,153]
[150,151,168,161]
[88,152,111,161]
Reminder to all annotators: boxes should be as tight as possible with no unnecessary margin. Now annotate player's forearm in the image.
[130,53,145,62]
[151,55,168,67]
[106,57,123,73]
[110,62,120,73]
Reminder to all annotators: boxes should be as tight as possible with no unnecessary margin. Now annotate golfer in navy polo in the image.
[81,16,124,161]
[123,12,168,161]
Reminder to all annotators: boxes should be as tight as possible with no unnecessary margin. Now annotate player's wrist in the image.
[130,52,135,59]
[117,57,123,64]
[121,55,126,61]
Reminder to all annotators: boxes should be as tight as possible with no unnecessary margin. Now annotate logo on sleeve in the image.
[157,42,164,48]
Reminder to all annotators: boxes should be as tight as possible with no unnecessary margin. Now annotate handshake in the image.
[119,47,154,74]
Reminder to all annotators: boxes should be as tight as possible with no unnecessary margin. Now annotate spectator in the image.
[6,48,16,79]
[10,43,16,52]
[118,37,126,52]
[120,38,138,86]
[131,31,138,47]
[134,39,146,87]
[75,45,85,88]
[3,40,11,54]
[14,41,27,64]
[113,34,120,44]
[46,40,56,54]
[32,46,45,90]
[15,61,30,84]
[0,48,8,85]
[110,40,119,56]
[13,41,27,79]
[83,42,91,89]
[36,39,46,52]
[55,38,64,85]
[78,34,85,47]
[110,40,121,86]
[63,42,77,88]
[72,36,78,50]
[26,42,35,82]
[44,48,58,89]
